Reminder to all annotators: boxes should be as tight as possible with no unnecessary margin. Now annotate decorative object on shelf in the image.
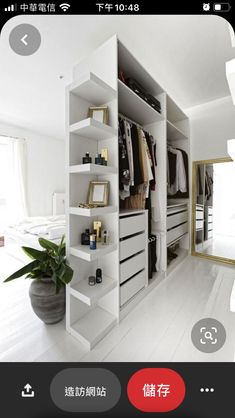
[101,229,109,245]
[81,228,90,245]
[88,181,109,207]
[82,152,92,164]
[118,68,126,83]
[95,153,105,165]
[96,268,102,284]
[101,148,108,166]
[87,105,109,124]
[77,203,98,209]
[89,233,97,250]
[93,221,102,242]
[88,276,96,286]
[3,236,73,324]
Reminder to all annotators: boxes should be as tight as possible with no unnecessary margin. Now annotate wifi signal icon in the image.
[59,3,70,12]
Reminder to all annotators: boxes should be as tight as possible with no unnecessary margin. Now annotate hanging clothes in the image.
[167,146,188,197]
[119,118,130,200]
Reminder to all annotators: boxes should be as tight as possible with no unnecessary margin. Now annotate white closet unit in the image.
[66,35,190,349]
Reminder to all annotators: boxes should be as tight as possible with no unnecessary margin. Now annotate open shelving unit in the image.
[66,35,190,350]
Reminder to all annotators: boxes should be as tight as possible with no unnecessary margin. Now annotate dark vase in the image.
[29,278,65,324]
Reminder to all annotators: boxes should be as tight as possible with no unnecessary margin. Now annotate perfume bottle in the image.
[96,268,102,284]
[88,276,96,286]
[95,153,104,165]
[82,152,92,164]
[93,221,102,242]
[81,229,90,245]
[101,148,108,166]
[89,234,97,250]
[101,229,109,245]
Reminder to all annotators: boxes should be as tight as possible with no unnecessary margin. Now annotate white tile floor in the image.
[1,247,235,362]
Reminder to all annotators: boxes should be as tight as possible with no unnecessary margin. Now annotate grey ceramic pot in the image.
[29,278,65,324]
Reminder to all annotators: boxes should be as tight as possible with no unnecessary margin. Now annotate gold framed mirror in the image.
[191,157,235,265]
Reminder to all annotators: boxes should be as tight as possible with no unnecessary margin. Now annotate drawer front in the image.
[196,220,204,230]
[167,210,188,229]
[120,233,146,261]
[196,210,204,220]
[120,251,146,284]
[208,207,213,215]
[120,214,146,239]
[167,204,188,216]
[120,270,146,307]
[208,230,213,238]
[167,222,188,245]
[208,214,213,223]
[208,223,213,232]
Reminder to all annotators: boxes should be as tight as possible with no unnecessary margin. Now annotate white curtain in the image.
[5,137,28,223]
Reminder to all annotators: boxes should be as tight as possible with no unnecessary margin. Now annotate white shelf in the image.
[70,276,117,306]
[70,306,117,349]
[70,243,117,261]
[167,120,188,141]
[69,72,116,104]
[69,163,117,175]
[69,118,117,140]
[69,206,117,217]
[118,80,163,125]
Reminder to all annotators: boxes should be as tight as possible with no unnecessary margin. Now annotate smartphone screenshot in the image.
[0,1,234,416]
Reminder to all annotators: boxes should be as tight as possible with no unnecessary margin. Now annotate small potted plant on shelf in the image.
[4,235,73,324]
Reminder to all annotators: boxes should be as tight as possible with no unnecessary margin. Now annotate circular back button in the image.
[9,24,41,56]
[127,368,185,413]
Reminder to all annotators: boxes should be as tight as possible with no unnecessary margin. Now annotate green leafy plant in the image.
[4,235,73,293]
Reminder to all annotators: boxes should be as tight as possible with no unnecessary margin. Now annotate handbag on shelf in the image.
[126,78,161,113]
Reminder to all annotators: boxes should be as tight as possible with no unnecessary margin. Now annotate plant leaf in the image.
[22,246,47,261]
[38,237,58,252]
[60,265,74,284]
[4,260,39,282]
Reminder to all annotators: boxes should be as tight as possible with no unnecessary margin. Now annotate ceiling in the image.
[0,14,234,139]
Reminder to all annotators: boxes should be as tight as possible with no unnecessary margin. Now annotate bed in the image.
[4,193,66,262]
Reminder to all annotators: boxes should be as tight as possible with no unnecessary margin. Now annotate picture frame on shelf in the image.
[87,181,109,207]
[87,106,109,124]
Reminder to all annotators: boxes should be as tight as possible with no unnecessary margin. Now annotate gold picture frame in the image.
[87,181,109,206]
[87,106,109,124]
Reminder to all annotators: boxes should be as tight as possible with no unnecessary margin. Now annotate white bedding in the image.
[8,215,66,240]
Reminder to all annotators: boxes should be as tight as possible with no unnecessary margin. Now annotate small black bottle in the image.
[82,152,92,164]
[96,268,102,283]
[95,153,104,165]
[81,229,90,245]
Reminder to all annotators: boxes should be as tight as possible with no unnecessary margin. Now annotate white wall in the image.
[0,122,65,216]
[188,96,235,161]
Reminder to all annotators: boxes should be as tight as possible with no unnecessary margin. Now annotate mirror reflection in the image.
[193,158,235,263]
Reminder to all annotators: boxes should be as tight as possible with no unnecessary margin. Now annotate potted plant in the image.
[4,235,73,324]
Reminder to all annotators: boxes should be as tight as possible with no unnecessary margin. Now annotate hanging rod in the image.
[118,112,144,130]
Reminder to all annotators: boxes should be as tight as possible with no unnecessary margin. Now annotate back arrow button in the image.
[21,34,28,46]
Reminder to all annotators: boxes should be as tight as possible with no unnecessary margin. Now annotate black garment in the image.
[168,148,189,198]
[118,118,130,191]
[148,235,157,279]
[130,123,143,187]
[168,151,177,186]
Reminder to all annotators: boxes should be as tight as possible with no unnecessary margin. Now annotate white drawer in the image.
[167,204,188,216]
[196,220,204,230]
[208,214,213,222]
[167,210,188,229]
[196,210,204,220]
[167,222,188,245]
[120,213,146,239]
[120,232,146,261]
[120,270,146,307]
[120,251,146,284]
[208,223,213,232]
[208,207,213,215]
[208,230,213,238]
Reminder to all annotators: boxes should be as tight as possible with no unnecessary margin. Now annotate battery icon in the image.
[213,3,231,11]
